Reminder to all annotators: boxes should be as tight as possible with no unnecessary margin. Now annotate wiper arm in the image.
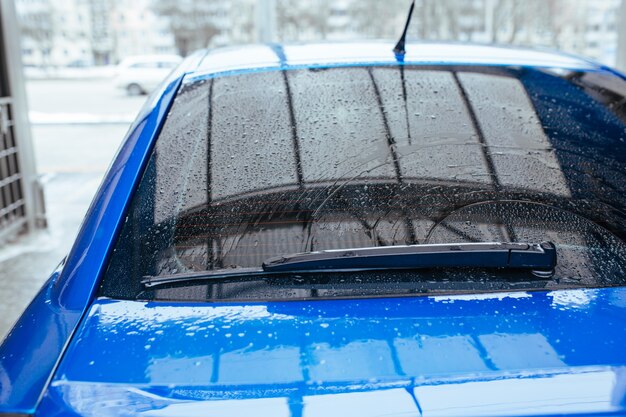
[263,242,556,276]
[141,242,556,289]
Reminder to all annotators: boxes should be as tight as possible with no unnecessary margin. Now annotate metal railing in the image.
[0,97,28,241]
[0,0,46,245]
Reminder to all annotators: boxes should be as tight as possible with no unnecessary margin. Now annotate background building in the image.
[109,0,176,61]
[17,0,176,67]
[584,0,620,65]
[14,0,626,69]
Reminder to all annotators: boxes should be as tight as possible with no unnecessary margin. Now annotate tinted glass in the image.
[100,65,626,301]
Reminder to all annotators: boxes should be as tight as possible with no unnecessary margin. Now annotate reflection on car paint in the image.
[37,286,626,416]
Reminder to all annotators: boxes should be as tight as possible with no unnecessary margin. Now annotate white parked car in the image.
[113,54,182,96]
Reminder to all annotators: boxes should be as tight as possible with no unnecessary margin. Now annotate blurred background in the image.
[16,0,626,67]
[0,0,625,339]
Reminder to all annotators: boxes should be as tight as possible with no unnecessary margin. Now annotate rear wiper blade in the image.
[142,267,267,288]
[141,242,556,289]
[263,242,556,276]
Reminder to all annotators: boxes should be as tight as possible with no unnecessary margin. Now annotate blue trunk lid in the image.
[37,288,626,416]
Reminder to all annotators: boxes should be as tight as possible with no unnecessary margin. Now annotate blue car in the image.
[2,41,626,417]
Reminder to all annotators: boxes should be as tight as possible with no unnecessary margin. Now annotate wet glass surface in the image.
[100,65,626,301]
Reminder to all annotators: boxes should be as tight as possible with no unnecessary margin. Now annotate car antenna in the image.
[393,0,415,58]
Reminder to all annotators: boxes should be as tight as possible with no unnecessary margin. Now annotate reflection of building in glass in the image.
[99,44,626,304]
[154,60,572,272]
[112,49,625,304]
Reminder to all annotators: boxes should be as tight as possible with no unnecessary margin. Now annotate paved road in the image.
[26,78,145,116]
[0,79,146,339]
[27,78,145,173]
[32,124,131,173]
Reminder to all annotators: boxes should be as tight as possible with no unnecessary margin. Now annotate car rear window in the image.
[100,65,626,301]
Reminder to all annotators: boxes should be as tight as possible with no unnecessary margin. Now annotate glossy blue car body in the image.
[1,42,626,416]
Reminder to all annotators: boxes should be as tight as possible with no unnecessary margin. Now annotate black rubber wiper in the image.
[264,242,556,275]
[142,242,556,289]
